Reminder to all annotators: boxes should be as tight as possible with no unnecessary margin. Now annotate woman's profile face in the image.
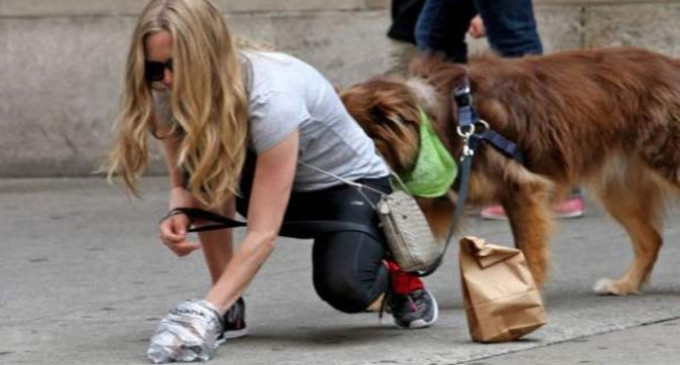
[145,30,174,90]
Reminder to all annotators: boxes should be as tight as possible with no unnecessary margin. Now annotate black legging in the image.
[312,230,389,313]
[236,151,392,313]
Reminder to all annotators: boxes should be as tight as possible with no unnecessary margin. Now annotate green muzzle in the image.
[396,107,457,197]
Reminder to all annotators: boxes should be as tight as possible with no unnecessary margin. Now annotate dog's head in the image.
[341,56,471,176]
[340,76,426,175]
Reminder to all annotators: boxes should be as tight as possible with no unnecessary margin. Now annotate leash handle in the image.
[171,208,247,232]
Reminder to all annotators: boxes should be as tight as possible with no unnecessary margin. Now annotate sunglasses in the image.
[145,59,173,82]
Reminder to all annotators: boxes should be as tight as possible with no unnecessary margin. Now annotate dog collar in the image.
[453,74,525,164]
[398,107,458,197]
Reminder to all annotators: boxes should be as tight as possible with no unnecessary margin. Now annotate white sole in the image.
[394,289,439,329]
[216,327,249,346]
[410,289,439,329]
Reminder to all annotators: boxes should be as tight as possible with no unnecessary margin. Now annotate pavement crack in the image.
[61,132,80,155]
[456,315,680,364]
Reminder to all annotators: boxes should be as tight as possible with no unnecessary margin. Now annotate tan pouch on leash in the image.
[459,236,547,342]
[377,190,442,272]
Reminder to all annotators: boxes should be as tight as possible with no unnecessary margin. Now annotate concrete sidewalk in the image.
[471,318,680,364]
[1,177,679,364]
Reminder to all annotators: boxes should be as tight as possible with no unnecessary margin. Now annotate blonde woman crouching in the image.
[106,0,438,362]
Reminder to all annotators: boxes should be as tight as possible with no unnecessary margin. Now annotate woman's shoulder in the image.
[240,50,302,68]
[242,51,320,78]
[242,51,324,97]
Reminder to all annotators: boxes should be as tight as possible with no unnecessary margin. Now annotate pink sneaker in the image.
[480,196,585,220]
[480,204,507,220]
[552,195,585,219]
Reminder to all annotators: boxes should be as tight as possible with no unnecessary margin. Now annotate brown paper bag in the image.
[459,236,547,342]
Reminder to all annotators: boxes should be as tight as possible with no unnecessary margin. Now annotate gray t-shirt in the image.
[242,51,388,192]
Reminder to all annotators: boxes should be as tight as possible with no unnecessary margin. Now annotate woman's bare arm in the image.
[204,130,299,313]
[158,133,202,256]
[158,124,236,281]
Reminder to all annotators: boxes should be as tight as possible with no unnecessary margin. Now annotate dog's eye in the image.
[370,109,386,124]
[386,115,403,125]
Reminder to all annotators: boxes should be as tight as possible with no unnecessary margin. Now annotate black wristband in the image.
[159,208,190,225]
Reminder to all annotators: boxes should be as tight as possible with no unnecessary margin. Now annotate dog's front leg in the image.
[417,196,456,240]
[501,186,554,289]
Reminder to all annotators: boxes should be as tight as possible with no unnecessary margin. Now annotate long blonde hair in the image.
[106,0,248,209]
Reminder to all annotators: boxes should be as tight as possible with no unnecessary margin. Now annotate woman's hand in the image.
[161,187,201,256]
[468,15,486,39]
[159,211,201,257]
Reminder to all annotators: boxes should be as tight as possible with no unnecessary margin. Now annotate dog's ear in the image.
[341,77,421,174]
[341,77,421,132]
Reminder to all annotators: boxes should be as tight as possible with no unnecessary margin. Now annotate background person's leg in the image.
[415,0,476,63]
[552,188,585,219]
[386,40,420,75]
[473,0,543,57]
[386,0,425,75]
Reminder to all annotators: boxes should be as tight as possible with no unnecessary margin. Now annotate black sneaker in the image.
[216,297,248,344]
[388,288,438,329]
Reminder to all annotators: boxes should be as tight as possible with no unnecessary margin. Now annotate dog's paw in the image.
[592,278,639,295]
[593,278,617,295]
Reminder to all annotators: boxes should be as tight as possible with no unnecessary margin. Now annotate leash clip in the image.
[462,143,474,159]
[457,124,475,138]
[461,135,474,161]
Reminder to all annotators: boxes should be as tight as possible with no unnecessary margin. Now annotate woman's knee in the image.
[313,265,387,313]
[312,232,389,313]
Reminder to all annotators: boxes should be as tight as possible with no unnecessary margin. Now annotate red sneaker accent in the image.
[386,260,424,295]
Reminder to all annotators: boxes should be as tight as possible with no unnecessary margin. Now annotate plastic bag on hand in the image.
[147,299,224,364]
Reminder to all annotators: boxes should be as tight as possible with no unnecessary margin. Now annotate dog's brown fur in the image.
[341,47,680,294]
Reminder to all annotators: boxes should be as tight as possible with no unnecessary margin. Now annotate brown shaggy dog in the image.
[341,47,680,295]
